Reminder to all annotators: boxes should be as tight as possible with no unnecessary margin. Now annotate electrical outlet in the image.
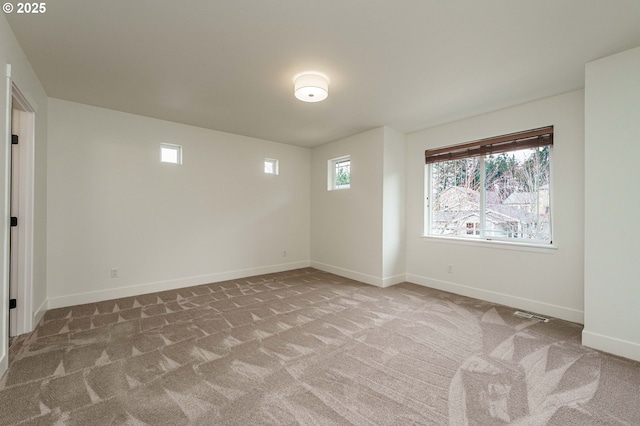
[447,264,453,274]
[110,268,119,278]
[282,250,287,258]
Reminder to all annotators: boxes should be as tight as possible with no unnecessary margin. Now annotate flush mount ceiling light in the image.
[294,72,329,102]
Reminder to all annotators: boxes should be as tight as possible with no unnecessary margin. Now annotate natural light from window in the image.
[328,156,351,190]
[425,128,553,245]
[160,143,182,164]
[264,158,279,175]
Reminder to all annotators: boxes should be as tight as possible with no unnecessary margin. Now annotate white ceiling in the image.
[7,0,640,147]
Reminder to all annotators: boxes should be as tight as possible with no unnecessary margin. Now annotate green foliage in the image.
[336,166,350,186]
[485,153,518,200]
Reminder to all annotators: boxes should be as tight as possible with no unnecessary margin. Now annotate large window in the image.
[425,127,553,245]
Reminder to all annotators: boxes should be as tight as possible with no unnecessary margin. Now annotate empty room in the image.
[1,1,639,424]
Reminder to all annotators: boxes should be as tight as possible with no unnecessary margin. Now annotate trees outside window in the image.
[426,128,552,244]
[329,156,351,190]
[335,159,350,188]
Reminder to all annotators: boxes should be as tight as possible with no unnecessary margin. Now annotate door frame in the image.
[10,82,36,337]
[1,64,36,379]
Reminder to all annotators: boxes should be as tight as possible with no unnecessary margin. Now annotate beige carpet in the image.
[1,268,639,425]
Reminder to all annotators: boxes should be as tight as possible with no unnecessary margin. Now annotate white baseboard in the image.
[0,354,7,382]
[582,330,640,362]
[47,261,311,309]
[32,298,48,328]
[405,273,584,324]
[382,273,407,287]
[310,261,405,288]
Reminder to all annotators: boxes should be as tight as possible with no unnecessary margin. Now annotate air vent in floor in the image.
[514,311,549,322]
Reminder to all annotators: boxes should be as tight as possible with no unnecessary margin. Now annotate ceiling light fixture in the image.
[294,72,329,102]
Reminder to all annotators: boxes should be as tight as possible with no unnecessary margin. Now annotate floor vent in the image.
[514,311,549,322]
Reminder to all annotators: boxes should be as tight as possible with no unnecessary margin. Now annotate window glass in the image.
[328,156,351,190]
[161,144,182,164]
[484,147,551,241]
[334,159,350,189]
[427,146,552,244]
[430,158,480,236]
[264,158,279,175]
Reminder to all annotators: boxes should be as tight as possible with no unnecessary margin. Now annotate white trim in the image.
[11,81,36,113]
[32,297,47,327]
[47,261,311,309]
[11,85,36,335]
[479,157,486,239]
[423,163,430,235]
[310,261,403,288]
[311,261,383,287]
[1,64,12,380]
[424,143,555,249]
[582,330,640,362]
[11,85,37,114]
[548,143,556,243]
[160,143,182,164]
[406,273,583,324]
[327,155,350,191]
[421,235,557,253]
[382,273,406,287]
[264,158,279,175]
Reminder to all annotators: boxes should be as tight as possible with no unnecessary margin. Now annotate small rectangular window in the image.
[161,143,182,164]
[264,158,279,175]
[328,156,351,190]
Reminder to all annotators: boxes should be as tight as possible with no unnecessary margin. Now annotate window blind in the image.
[425,126,553,164]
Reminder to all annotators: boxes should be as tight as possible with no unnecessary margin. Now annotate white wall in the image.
[583,47,640,361]
[310,126,407,287]
[406,91,585,323]
[382,127,406,283]
[47,99,310,307]
[0,14,48,375]
[310,128,385,284]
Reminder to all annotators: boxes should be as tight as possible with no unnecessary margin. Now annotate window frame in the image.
[160,143,182,165]
[264,158,279,175]
[424,127,554,247]
[328,155,351,191]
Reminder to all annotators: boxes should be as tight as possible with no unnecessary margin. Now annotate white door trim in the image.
[10,82,36,336]
[1,64,12,379]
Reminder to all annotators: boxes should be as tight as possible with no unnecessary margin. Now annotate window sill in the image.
[421,235,557,253]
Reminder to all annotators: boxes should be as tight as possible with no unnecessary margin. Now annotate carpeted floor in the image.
[1,268,639,425]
